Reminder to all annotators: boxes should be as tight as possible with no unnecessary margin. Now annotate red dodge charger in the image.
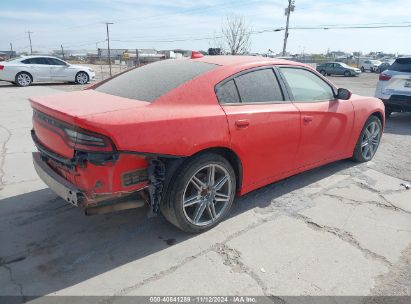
[31,55,384,233]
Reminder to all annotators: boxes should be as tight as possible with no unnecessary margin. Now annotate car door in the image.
[278,66,355,168]
[47,58,71,81]
[21,58,51,81]
[333,63,345,75]
[326,63,335,75]
[216,67,301,191]
[324,63,332,75]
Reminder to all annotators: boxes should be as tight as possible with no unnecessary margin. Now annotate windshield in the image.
[94,59,218,102]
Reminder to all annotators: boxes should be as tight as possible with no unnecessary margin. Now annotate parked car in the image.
[376,59,395,73]
[360,60,382,72]
[316,62,361,77]
[0,55,95,86]
[31,55,384,233]
[375,57,411,117]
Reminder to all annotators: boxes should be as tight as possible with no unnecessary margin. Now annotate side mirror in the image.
[336,88,352,100]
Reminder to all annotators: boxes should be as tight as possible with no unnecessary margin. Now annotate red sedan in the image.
[31,55,384,233]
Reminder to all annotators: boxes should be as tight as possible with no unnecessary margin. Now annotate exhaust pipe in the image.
[85,200,146,216]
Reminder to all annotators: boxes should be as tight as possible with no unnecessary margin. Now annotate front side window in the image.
[280,67,335,102]
[234,69,283,103]
[46,58,66,65]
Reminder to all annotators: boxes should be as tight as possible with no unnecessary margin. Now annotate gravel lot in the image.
[0,70,410,301]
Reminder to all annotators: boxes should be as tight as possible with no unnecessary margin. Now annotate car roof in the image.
[194,55,299,67]
[20,55,62,59]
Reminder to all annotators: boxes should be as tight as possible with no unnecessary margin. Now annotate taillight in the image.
[63,128,114,152]
[379,74,391,81]
[33,110,115,152]
[0,65,4,70]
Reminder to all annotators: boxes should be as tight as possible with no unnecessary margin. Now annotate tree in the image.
[215,15,251,55]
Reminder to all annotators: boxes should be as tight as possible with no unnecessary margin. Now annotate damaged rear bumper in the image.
[33,152,83,206]
[32,151,150,209]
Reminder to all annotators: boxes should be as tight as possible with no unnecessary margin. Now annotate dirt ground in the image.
[0,70,410,301]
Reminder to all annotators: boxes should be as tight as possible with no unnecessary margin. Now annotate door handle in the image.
[303,116,313,123]
[235,119,250,129]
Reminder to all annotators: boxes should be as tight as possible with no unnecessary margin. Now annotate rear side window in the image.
[234,69,283,103]
[95,60,218,102]
[216,80,240,103]
[22,58,49,65]
[390,58,411,73]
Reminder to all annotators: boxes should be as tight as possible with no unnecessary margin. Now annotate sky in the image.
[0,0,410,55]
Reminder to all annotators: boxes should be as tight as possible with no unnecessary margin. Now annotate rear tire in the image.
[361,66,365,72]
[161,153,236,233]
[15,72,32,87]
[352,116,382,162]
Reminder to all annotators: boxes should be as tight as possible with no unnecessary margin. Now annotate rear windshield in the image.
[389,58,411,73]
[94,59,218,102]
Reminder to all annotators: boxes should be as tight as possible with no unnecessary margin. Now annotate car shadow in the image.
[0,159,355,298]
[384,112,411,136]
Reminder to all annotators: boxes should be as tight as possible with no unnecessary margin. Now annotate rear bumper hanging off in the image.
[33,152,83,206]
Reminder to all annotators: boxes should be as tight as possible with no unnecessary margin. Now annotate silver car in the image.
[375,57,411,117]
[0,55,95,87]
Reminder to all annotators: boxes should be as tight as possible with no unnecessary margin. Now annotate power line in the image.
[5,21,411,52]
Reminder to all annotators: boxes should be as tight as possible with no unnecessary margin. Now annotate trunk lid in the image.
[30,90,149,158]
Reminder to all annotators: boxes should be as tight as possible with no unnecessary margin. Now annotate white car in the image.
[375,57,411,117]
[0,56,95,87]
[360,59,382,73]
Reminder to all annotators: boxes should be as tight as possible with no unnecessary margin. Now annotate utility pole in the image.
[26,31,33,54]
[105,22,113,77]
[10,42,13,57]
[282,0,295,56]
[61,44,65,60]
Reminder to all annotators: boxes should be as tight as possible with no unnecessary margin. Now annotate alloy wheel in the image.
[361,121,381,160]
[76,72,88,84]
[17,73,31,86]
[182,164,232,227]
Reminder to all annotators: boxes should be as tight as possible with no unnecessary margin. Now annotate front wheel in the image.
[352,116,382,162]
[75,71,89,84]
[361,67,365,72]
[319,70,326,76]
[161,153,236,233]
[344,70,351,77]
